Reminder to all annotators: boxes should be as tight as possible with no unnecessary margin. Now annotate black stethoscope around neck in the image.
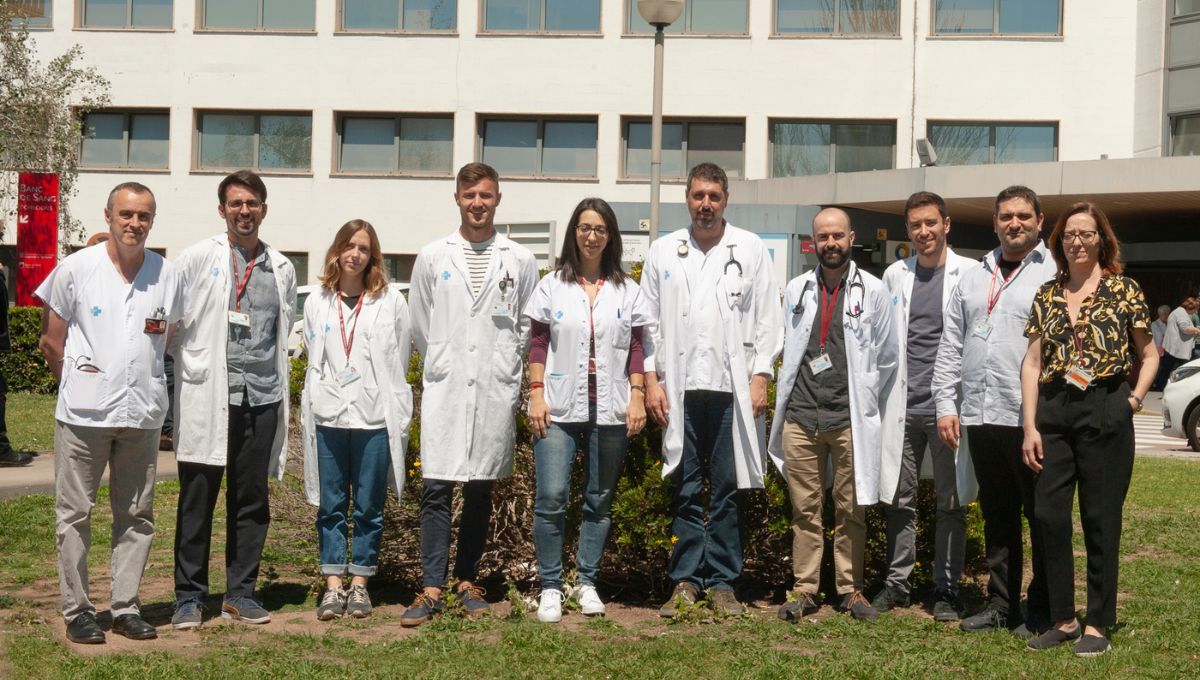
[792,267,866,318]
[676,240,743,277]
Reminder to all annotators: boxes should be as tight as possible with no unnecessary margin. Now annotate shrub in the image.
[1,307,56,394]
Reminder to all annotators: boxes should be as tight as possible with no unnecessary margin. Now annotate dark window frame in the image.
[768,118,897,177]
[477,115,600,179]
[78,108,171,170]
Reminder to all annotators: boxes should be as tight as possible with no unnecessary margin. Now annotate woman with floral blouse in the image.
[1019,202,1157,657]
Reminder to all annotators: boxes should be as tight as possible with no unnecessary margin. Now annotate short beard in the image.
[692,215,720,231]
[819,249,847,270]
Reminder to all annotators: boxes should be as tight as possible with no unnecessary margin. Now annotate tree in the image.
[0,1,110,246]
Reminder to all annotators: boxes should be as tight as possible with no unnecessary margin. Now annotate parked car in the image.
[287,283,408,358]
[1162,357,1200,452]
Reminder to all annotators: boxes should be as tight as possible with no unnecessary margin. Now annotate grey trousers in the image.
[881,413,966,595]
[55,422,158,622]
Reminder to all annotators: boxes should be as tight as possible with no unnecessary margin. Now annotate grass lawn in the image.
[1,454,1197,678]
[6,392,57,453]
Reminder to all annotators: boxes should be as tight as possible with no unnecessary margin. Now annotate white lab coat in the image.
[642,225,783,490]
[879,250,979,506]
[767,262,897,506]
[523,273,650,426]
[408,231,538,481]
[299,287,413,506]
[172,234,297,477]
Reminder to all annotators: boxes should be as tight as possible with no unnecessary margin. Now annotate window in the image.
[775,0,898,35]
[1176,0,1200,17]
[197,111,312,172]
[80,110,170,169]
[1171,114,1200,156]
[10,0,51,27]
[497,223,554,269]
[483,0,599,32]
[479,117,597,178]
[200,0,315,31]
[80,0,172,28]
[933,0,1060,35]
[627,0,747,34]
[339,0,456,32]
[927,122,1057,165]
[771,120,895,176]
[282,252,309,285]
[623,118,744,179]
[337,114,454,175]
[383,254,417,284]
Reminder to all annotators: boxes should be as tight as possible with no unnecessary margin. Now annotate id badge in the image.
[972,320,993,339]
[144,318,167,335]
[808,353,833,375]
[1064,365,1094,390]
[228,310,251,327]
[491,300,514,318]
[337,367,361,387]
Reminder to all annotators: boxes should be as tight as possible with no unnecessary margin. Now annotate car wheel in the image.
[1187,405,1200,453]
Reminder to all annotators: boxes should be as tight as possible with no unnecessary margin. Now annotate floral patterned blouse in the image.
[1024,274,1151,384]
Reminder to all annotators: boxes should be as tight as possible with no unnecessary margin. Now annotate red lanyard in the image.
[579,277,605,373]
[337,292,365,359]
[230,242,259,313]
[819,281,842,351]
[986,260,1024,315]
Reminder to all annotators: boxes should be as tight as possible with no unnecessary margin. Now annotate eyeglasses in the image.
[577,225,609,237]
[1062,231,1099,244]
[226,199,264,210]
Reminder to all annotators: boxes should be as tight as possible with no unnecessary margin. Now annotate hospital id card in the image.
[337,367,361,387]
[228,310,251,327]
[972,320,993,339]
[491,300,514,318]
[808,353,833,375]
[1064,365,1094,390]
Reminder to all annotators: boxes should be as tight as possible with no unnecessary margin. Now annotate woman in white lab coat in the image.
[524,198,649,623]
[300,220,412,621]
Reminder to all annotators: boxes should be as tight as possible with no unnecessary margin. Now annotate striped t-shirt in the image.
[462,236,494,298]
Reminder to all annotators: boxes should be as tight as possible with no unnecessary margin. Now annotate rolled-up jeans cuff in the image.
[320,563,348,576]
[348,564,377,577]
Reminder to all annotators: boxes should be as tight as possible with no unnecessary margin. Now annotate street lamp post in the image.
[637,0,683,244]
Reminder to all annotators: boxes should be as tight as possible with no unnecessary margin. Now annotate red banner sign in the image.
[16,172,59,306]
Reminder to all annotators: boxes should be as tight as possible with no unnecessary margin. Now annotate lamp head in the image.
[637,0,684,26]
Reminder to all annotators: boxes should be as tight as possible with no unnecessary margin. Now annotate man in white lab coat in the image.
[170,170,297,630]
[401,163,538,627]
[769,208,897,622]
[643,163,783,617]
[875,192,978,621]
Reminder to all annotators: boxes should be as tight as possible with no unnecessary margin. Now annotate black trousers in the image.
[0,369,11,454]
[174,398,279,601]
[419,478,494,589]
[966,423,1049,628]
[1033,378,1135,629]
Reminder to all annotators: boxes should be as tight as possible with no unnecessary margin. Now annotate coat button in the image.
[467,379,474,386]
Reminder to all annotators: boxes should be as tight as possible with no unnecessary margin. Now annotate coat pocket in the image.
[545,372,574,417]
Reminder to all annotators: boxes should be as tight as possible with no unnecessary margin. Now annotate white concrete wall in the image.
[17,0,1150,280]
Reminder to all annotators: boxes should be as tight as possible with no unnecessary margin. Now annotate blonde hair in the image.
[319,219,388,296]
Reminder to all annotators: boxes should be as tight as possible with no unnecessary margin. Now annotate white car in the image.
[287,283,408,357]
[1162,358,1200,452]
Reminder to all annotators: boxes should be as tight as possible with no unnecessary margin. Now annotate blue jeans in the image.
[668,390,742,591]
[316,426,391,577]
[533,404,628,591]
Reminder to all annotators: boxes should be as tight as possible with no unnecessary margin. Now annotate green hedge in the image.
[1,307,57,394]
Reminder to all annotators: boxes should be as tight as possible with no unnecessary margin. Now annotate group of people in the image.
[41,161,1155,659]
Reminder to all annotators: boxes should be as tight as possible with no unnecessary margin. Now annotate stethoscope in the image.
[792,267,866,319]
[676,240,744,276]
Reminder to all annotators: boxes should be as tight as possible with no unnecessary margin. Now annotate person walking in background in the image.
[170,170,298,630]
[1150,305,1171,390]
[301,220,413,621]
[642,163,783,618]
[876,192,977,621]
[0,262,32,467]
[402,163,538,627]
[524,198,649,623]
[932,186,1057,638]
[1020,202,1156,657]
[1161,297,1200,381]
[37,182,182,643]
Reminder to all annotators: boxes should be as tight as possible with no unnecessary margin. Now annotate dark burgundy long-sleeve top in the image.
[529,320,645,400]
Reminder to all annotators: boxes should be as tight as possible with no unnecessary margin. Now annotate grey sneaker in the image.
[658,582,700,618]
[316,587,347,621]
[932,591,960,622]
[960,601,1007,632]
[346,585,372,619]
[1075,634,1111,657]
[708,588,747,616]
[222,596,271,624]
[871,585,909,612]
[841,591,879,622]
[1027,625,1081,651]
[171,598,204,630]
[778,591,820,621]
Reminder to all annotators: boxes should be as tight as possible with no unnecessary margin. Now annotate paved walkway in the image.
[0,448,179,501]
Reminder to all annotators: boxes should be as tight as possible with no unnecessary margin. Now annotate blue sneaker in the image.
[401,592,444,627]
[172,598,204,630]
[457,583,490,617]
[221,596,271,624]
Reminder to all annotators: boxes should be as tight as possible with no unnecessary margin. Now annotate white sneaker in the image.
[537,589,564,623]
[578,584,606,617]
